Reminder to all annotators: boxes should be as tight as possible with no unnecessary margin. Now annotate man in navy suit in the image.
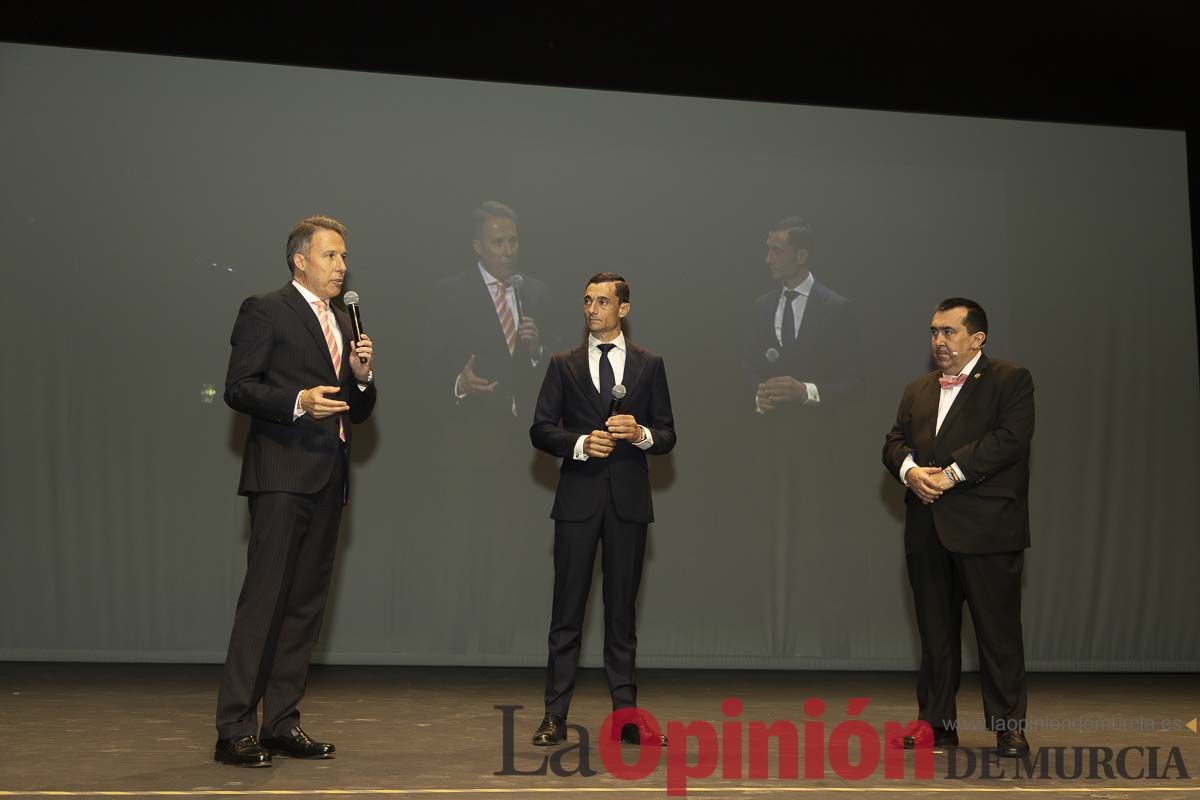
[882,298,1034,758]
[214,216,377,766]
[528,272,676,748]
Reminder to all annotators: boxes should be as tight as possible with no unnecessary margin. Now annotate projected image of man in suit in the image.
[743,215,864,659]
[528,273,676,749]
[882,298,1034,759]
[749,216,859,412]
[437,201,553,425]
[214,216,377,767]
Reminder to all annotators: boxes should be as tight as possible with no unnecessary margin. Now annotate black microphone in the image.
[510,273,525,320]
[342,291,367,363]
[607,383,627,418]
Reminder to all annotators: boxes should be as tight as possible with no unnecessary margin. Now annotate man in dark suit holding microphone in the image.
[882,298,1033,757]
[214,216,377,767]
[529,272,676,747]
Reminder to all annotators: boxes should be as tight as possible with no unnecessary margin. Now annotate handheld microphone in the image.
[342,291,367,363]
[510,273,525,320]
[608,383,627,418]
[765,347,780,363]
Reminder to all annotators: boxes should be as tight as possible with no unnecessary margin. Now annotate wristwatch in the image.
[943,467,960,485]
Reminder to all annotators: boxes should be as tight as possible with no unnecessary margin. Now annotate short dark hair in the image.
[769,216,813,252]
[473,200,518,240]
[286,215,346,273]
[586,271,630,304]
[936,297,989,337]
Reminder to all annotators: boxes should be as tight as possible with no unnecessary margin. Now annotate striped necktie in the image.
[313,300,345,442]
[492,279,517,354]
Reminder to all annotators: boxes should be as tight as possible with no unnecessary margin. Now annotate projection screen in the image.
[0,43,1196,671]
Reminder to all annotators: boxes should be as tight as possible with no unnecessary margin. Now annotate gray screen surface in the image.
[1,43,1196,670]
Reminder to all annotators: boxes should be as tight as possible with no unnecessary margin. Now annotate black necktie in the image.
[597,343,616,414]
[780,290,800,348]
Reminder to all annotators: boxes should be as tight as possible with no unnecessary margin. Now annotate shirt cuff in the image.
[293,390,306,420]
[804,382,820,404]
[573,434,589,461]
[633,426,654,450]
[899,452,917,485]
[454,374,467,400]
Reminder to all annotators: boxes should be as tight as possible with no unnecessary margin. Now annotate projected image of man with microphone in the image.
[528,272,676,748]
[747,216,859,412]
[435,201,553,426]
[742,215,864,661]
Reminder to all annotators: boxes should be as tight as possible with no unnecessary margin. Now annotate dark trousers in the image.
[544,479,647,716]
[215,451,346,740]
[906,531,1027,733]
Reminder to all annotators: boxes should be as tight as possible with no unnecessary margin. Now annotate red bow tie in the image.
[939,374,969,389]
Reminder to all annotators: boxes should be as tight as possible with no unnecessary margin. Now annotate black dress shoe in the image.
[214,735,272,767]
[886,724,958,750]
[260,726,335,759]
[532,713,568,746]
[616,720,669,747]
[996,729,1030,758]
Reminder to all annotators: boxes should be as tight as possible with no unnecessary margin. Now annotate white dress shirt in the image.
[899,350,982,485]
[573,332,655,461]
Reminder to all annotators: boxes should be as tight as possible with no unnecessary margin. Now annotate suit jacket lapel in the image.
[282,284,339,380]
[936,353,989,444]
[760,291,782,347]
[621,343,647,404]
[566,345,604,417]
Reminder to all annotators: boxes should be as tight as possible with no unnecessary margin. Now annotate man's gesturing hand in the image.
[457,354,498,395]
[301,386,349,419]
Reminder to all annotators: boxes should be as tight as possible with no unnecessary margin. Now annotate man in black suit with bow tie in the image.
[214,216,377,767]
[528,272,676,748]
[882,298,1034,758]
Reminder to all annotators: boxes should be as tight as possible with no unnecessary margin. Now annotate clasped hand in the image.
[906,466,955,504]
[584,414,643,458]
[756,376,807,412]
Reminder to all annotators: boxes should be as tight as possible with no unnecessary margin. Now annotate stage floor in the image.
[0,664,1197,798]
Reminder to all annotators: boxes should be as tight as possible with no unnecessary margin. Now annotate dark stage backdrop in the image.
[1,44,1196,670]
